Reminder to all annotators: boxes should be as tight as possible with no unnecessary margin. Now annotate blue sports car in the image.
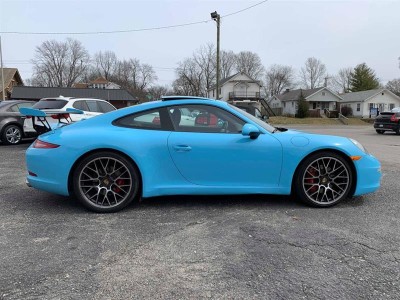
[25,96,381,212]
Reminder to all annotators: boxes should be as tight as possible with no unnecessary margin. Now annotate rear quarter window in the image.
[99,101,116,113]
[33,99,68,109]
[114,109,163,130]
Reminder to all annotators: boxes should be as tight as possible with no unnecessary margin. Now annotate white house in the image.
[339,89,400,118]
[271,87,342,116]
[207,72,263,101]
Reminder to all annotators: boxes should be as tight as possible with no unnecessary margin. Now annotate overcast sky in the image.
[1,0,399,86]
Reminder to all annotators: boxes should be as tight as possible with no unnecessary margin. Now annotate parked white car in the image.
[23,96,117,137]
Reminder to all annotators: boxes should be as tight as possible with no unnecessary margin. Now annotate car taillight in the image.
[51,113,70,119]
[33,139,60,149]
[390,114,399,122]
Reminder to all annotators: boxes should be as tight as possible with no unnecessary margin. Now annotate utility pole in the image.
[211,11,220,99]
[0,36,5,101]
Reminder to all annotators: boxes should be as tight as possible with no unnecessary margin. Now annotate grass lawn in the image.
[269,116,369,126]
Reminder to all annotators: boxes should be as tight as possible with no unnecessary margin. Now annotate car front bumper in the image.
[353,153,381,196]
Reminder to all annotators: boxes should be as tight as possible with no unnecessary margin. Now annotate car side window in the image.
[9,105,20,112]
[17,102,34,109]
[99,101,115,113]
[73,100,89,111]
[86,100,101,113]
[168,104,245,133]
[114,109,164,130]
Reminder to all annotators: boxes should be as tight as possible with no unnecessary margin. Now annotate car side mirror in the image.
[242,123,260,139]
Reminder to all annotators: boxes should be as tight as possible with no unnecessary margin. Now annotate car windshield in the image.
[33,99,68,109]
[229,104,276,133]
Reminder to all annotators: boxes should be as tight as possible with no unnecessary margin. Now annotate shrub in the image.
[296,92,309,118]
[341,106,353,117]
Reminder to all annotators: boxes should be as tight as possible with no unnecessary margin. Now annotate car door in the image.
[167,104,283,187]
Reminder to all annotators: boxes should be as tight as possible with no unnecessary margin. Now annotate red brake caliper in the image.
[113,179,125,193]
[306,168,318,193]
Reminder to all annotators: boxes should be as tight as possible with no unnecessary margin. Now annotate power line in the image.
[0,0,268,35]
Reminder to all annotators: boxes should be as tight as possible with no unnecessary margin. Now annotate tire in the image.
[1,124,22,145]
[72,151,140,213]
[294,151,353,207]
[376,130,384,134]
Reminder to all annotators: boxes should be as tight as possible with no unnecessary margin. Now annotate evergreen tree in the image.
[350,63,380,92]
[296,90,309,118]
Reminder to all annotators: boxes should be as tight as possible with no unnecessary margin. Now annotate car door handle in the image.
[173,145,192,152]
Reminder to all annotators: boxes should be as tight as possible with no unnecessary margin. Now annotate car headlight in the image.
[349,138,368,154]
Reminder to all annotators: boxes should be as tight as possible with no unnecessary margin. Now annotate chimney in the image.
[283,88,290,94]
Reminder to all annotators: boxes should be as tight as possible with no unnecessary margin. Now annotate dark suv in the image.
[374,112,400,134]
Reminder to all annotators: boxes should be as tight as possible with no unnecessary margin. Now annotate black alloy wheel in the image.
[295,151,353,207]
[73,152,140,213]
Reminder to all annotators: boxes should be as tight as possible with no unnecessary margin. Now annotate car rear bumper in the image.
[374,123,399,131]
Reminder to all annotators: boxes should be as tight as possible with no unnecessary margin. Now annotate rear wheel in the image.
[2,124,22,145]
[73,152,140,213]
[294,152,353,207]
[376,129,384,134]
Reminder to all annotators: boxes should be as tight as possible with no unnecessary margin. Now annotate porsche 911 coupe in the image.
[25,96,381,213]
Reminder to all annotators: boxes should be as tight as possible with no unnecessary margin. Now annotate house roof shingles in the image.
[0,68,23,91]
[277,87,325,101]
[339,89,388,103]
[11,86,138,102]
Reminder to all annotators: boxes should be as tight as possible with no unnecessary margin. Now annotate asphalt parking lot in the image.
[1,125,399,299]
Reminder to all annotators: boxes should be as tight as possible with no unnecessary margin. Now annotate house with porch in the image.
[271,87,342,116]
[339,88,400,118]
[207,72,263,101]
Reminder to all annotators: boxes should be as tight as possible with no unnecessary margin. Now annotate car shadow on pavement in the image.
[138,194,303,210]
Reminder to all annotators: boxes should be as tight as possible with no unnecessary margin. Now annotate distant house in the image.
[339,88,400,118]
[0,68,24,100]
[73,77,121,90]
[11,86,138,109]
[207,72,263,101]
[272,87,342,116]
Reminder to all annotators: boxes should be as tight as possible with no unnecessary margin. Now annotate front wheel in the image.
[72,152,140,213]
[294,152,353,207]
[2,124,22,145]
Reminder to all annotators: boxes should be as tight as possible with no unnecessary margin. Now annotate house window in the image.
[292,101,294,107]
[390,104,395,110]
[284,102,286,108]
[212,90,214,97]
[357,103,360,112]
[369,103,374,109]
[322,92,325,96]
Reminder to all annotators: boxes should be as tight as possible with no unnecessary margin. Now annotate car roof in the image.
[39,96,108,102]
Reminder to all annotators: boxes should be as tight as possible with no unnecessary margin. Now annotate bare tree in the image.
[264,64,295,96]
[31,38,90,87]
[386,78,400,96]
[173,58,204,96]
[234,51,265,80]
[299,57,327,89]
[93,51,118,80]
[112,59,157,92]
[147,85,174,100]
[333,67,352,93]
[193,43,216,94]
[220,50,236,79]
